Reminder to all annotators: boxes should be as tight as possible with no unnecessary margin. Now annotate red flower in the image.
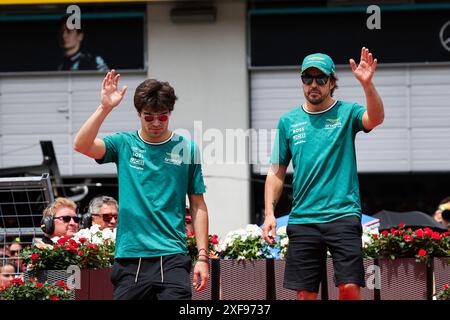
[57,237,69,245]
[398,223,405,228]
[372,234,378,240]
[78,237,88,244]
[49,296,60,300]
[56,281,65,287]
[381,230,389,236]
[414,229,424,238]
[432,232,441,240]
[28,278,35,283]
[418,249,427,257]
[78,251,83,256]
[11,278,24,285]
[424,228,433,237]
[211,235,219,245]
[86,244,98,250]
[444,284,449,290]
[30,253,40,260]
[403,234,412,242]
[35,283,43,288]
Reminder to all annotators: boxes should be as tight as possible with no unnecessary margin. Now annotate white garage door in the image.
[251,65,450,173]
[0,72,146,176]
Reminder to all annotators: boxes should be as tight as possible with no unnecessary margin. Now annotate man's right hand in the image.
[101,69,127,111]
[262,214,277,244]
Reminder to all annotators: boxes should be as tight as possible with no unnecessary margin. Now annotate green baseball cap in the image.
[301,53,335,75]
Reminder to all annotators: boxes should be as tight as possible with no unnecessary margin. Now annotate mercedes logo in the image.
[440,20,450,52]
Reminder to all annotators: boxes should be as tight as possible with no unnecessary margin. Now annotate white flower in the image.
[101,227,114,241]
[218,224,270,260]
[277,226,287,236]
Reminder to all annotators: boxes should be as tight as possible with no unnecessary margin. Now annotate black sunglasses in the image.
[54,215,80,223]
[301,74,330,86]
[92,213,118,223]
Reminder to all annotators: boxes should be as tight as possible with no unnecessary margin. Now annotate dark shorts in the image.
[111,253,192,300]
[284,215,365,293]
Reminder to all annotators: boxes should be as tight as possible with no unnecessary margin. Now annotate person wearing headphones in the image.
[433,196,450,231]
[83,195,118,230]
[38,197,80,245]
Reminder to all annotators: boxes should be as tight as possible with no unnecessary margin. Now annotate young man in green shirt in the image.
[263,48,384,300]
[74,70,209,300]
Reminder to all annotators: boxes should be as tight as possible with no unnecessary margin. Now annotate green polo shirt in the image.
[271,100,368,224]
[97,131,206,258]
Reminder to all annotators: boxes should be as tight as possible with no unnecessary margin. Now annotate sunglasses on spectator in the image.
[54,215,80,223]
[143,113,169,122]
[301,73,330,86]
[92,214,118,223]
[9,250,20,255]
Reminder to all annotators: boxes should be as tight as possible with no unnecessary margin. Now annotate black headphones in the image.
[40,200,84,235]
[40,215,55,235]
[79,212,92,230]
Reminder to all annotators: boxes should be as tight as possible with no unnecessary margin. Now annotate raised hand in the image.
[349,47,378,87]
[101,69,127,111]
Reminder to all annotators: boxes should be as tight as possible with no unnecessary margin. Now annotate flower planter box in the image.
[433,257,450,296]
[24,268,113,300]
[274,259,322,300]
[378,258,427,300]
[219,259,266,300]
[326,258,375,300]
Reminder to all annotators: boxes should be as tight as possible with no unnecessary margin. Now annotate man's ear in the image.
[330,78,336,90]
[78,32,84,42]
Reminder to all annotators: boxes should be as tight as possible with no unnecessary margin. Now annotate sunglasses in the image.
[9,250,20,255]
[54,215,80,223]
[301,74,330,86]
[143,114,169,122]
[92,214,118,223]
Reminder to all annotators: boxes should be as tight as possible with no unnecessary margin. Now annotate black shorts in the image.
[111,253,192,300]
[284,215,365,293]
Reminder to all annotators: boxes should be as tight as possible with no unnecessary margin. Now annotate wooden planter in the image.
[219,259,267,300]
[378,258,427,300]
[433,257,450,297]
[326,258,375,300]
[24,268,113,300]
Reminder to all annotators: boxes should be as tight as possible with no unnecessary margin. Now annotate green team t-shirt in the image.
[271,100,368,224]
[96,131,206,258]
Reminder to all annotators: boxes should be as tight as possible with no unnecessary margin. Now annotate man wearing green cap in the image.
[263,47,384,300]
